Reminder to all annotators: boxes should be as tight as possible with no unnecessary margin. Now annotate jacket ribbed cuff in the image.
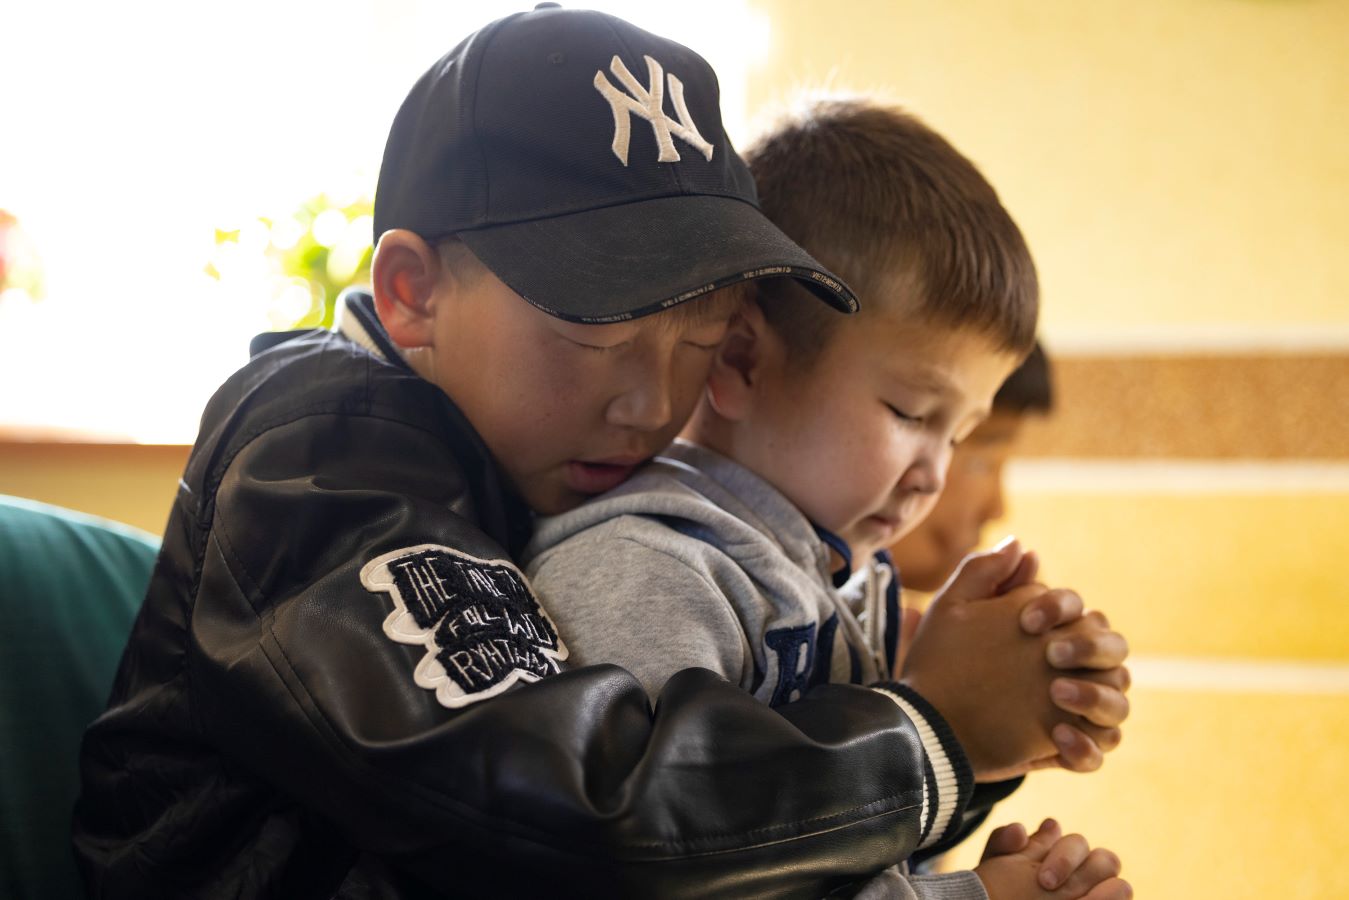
[870,682,974,849]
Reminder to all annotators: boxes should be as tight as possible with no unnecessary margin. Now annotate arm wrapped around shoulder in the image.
[86,409,936,898]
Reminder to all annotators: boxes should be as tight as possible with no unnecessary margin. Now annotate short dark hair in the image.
[744,98,1038,363]
[994,340,1053,414]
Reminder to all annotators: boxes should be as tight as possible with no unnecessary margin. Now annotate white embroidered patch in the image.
[360,544,568,709]
[593,54,714,166]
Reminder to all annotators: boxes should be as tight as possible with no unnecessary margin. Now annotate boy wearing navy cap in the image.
[75,8,1122,897]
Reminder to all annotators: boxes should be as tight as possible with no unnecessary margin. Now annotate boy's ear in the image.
[371,229,442,348]
[705,299,770,421]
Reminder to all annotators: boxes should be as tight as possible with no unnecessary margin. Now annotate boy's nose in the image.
[899,442,951,496]
[605,371,674,432]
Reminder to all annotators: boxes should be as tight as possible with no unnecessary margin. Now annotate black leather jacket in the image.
[74,296,947,898]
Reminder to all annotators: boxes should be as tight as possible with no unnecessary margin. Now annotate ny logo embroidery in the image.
[593,55,714,167]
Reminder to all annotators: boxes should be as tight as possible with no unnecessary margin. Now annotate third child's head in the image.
[685,98,1039,562]
[367,8,856,514]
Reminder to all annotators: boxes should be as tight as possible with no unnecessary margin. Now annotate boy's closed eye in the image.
[553,319,639,353]
[886,399,989,449]
[572,335,724,353]
[885,402,924,425]
[683,318,733,351]
[571,338,633,353]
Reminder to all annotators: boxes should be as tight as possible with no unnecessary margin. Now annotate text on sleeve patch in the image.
[360,544,568,709]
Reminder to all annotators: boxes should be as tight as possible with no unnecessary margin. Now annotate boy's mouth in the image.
[566,458,643,495]
[867,514,901,530]
[864,513,905,541]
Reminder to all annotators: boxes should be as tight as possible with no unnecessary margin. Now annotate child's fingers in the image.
[1051,677,1131,728]
[1036,832,1089,890]
[1052,847,1127,899]
[1070,720,1124,755]
[1019,585,1080,633]
[1017,818,1063,863]
[1050,721,1124,772]
[979,821,1029,861]
[1082,609,1112,629]
[934,539,1026,604]
[996,548,1040,595]
[1089,663,1132,692]
[1046,628,1129,670]
[1050,724,1106,773]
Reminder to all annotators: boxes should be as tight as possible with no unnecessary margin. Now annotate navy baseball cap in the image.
[373,4,858,323]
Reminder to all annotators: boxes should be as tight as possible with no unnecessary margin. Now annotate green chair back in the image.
[0,495,158,900]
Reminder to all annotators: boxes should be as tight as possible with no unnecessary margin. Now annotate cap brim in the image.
[457,195,857,323]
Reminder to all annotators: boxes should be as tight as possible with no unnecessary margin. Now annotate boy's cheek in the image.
[504,468,580,517]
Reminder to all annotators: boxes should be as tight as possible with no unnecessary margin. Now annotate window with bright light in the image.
[0,0,769,443]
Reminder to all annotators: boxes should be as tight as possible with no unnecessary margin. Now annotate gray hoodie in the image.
[524,442,986,900]
[526,440,887,703]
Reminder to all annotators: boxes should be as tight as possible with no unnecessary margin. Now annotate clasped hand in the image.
[897,538,1131,780]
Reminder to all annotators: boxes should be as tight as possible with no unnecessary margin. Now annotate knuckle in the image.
[1022,593,1051,619]
[1057,590,1085,614]
[1057,833,1089,860]
[1069,679,1101,708]
[1110,665,1133,691]
[1059,616,1098,641]
[1085,685,1130,725]
[1078,669,1120,693]
[1087,633,1128,667]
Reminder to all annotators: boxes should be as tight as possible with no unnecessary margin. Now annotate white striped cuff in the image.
[874,687,961,848]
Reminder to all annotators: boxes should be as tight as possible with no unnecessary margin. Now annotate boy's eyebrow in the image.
[885,364,959,395]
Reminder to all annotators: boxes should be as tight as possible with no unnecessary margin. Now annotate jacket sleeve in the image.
[189,413,932,898]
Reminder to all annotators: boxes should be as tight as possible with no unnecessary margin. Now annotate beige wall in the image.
[0,441,185,535]
[747,0,1349,335]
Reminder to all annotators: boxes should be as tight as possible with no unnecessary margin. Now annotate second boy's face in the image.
[887,411,1023,593]
[427,267,737,515]
[747,309,1020,565]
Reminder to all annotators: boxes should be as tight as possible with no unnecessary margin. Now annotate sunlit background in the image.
[0,0,769,441]
[2,2,1347,898]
